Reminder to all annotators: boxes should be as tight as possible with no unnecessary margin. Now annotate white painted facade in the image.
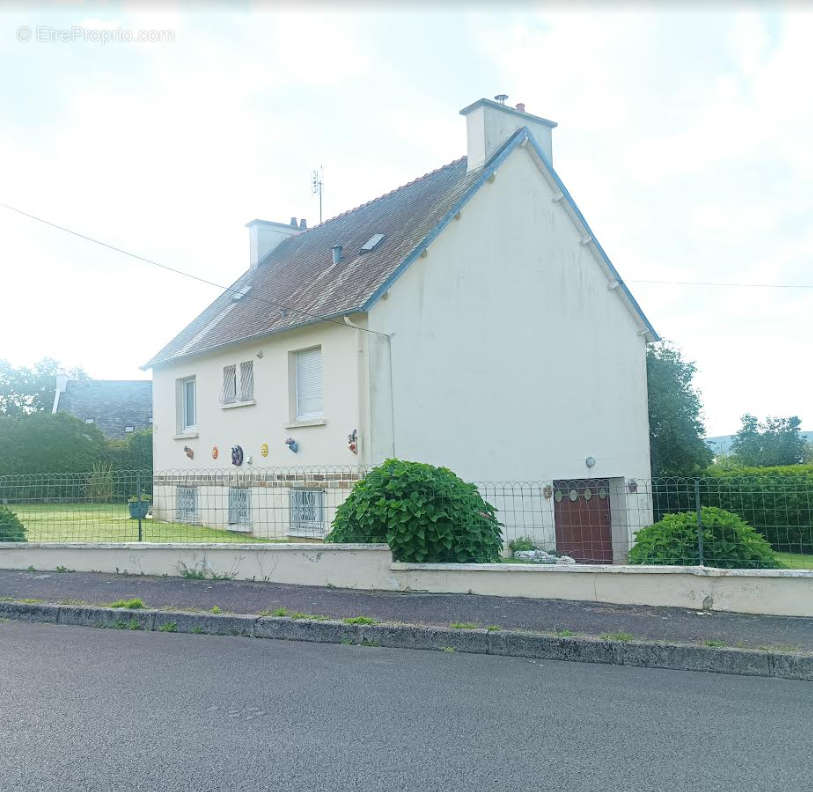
[150,99,654,556]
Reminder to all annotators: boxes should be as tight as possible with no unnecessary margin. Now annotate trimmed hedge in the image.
[629,506,780,569]
[652,466,813,553]
[326,459,503,563]
[0,506,26,542]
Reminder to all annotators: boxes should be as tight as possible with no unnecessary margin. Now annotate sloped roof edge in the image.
[363,126,659,342]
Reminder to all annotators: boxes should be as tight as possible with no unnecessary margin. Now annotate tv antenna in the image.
[311,166,324,224]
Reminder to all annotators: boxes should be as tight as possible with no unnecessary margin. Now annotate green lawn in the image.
[8,503,280,544]
[776,552,813,570]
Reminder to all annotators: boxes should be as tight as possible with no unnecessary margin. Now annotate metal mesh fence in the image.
[0,469,810,568]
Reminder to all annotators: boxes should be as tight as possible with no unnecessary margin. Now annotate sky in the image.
[0,3,811,436]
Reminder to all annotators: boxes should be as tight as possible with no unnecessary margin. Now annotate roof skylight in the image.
[360,233,385,253]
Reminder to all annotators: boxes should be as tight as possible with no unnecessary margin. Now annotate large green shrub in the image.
[629,506,780,569]
[0,506,26,542]
[652,467,813,553]
[325,459,502,563]
[0,413,107,475]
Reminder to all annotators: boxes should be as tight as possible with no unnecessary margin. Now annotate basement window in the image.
[176,486,198,523]
[290,489,325,536]
[360,233,385,253]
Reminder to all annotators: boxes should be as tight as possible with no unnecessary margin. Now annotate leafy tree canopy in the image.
[731,414,806,467]
[0,358,86,417]
[647,342,713,476]
[0,412,107,475]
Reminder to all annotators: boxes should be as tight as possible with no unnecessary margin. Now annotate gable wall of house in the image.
[152,319,365,474]
[367,143,652,485]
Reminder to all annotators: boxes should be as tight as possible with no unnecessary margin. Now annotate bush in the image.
[629,506,780,569]
[325,459,502,563]
[0,413,107,475]
[508,536,536,553]
[0,506,26,542]
[652,467,813,553]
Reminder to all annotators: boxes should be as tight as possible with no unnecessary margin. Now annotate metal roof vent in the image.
[494,93,508,105]
[231,285,252,302]
[331,245,343,265]
[360,233,385,253]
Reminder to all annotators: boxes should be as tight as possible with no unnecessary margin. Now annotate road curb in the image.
[1,601,811,681]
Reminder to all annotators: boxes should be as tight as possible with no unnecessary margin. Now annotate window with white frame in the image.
[289,489,324,536]
[177,376,196,431]
[221,361,254,404]
[294,347,323,420]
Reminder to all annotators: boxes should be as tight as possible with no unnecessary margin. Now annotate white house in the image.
[145,96,657,561]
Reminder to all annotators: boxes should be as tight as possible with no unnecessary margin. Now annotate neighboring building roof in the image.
[54,379,152,440]
[146,128,656,368]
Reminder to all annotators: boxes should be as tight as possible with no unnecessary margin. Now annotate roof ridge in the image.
[306,155,467,232]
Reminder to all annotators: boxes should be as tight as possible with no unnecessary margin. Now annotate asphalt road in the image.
[1,622,811,792]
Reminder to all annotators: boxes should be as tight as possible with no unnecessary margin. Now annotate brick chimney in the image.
[459,97,557,173]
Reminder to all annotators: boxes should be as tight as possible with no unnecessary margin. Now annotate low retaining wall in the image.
[0,543,394,591]
[391,563,813,618]
[0,543,811,618]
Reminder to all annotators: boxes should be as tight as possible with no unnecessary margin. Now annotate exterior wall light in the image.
[585,456,596,468]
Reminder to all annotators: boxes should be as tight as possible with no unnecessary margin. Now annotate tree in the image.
[731,414,806,467]
[646,342,713,476]
[0,413,107,475]
[0,358,86,416]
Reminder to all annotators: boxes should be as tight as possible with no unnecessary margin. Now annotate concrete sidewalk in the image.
[1,568,812,652]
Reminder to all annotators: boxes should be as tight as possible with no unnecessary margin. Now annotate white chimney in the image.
[52,372,69,414]
[459,97,557,173]
[246,219,303,270]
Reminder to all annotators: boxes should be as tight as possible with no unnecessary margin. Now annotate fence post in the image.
[137,470,143,543]
[694,477,704,566]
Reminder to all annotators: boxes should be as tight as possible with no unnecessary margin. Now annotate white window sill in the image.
[221,399,256,410]
[285,418,327,429]
[173,430,199,440]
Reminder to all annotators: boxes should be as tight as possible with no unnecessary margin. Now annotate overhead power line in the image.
[0,201,384,337]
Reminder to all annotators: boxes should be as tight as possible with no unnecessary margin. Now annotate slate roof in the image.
[146,127,656,369]
[56,380,152,440]
[145,156,480,368]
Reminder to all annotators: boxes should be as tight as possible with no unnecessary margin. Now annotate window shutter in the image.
[296,348,323,420]
[222,365,237,403]
[240,361,254,401]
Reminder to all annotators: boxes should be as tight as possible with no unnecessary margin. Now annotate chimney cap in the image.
[290,217,298,227]
[494,93,508,104]
[299,218,307,230]
[459,98,557,128]
[515,102,526,113]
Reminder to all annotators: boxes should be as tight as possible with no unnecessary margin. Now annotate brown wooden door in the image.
[553,479,613,563]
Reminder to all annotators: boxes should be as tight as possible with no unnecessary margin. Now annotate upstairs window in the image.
[179,376,196,430]
[222,365,237,404]
[240,361,254,401]
[295,347,323,420]
[222,361,254,405]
